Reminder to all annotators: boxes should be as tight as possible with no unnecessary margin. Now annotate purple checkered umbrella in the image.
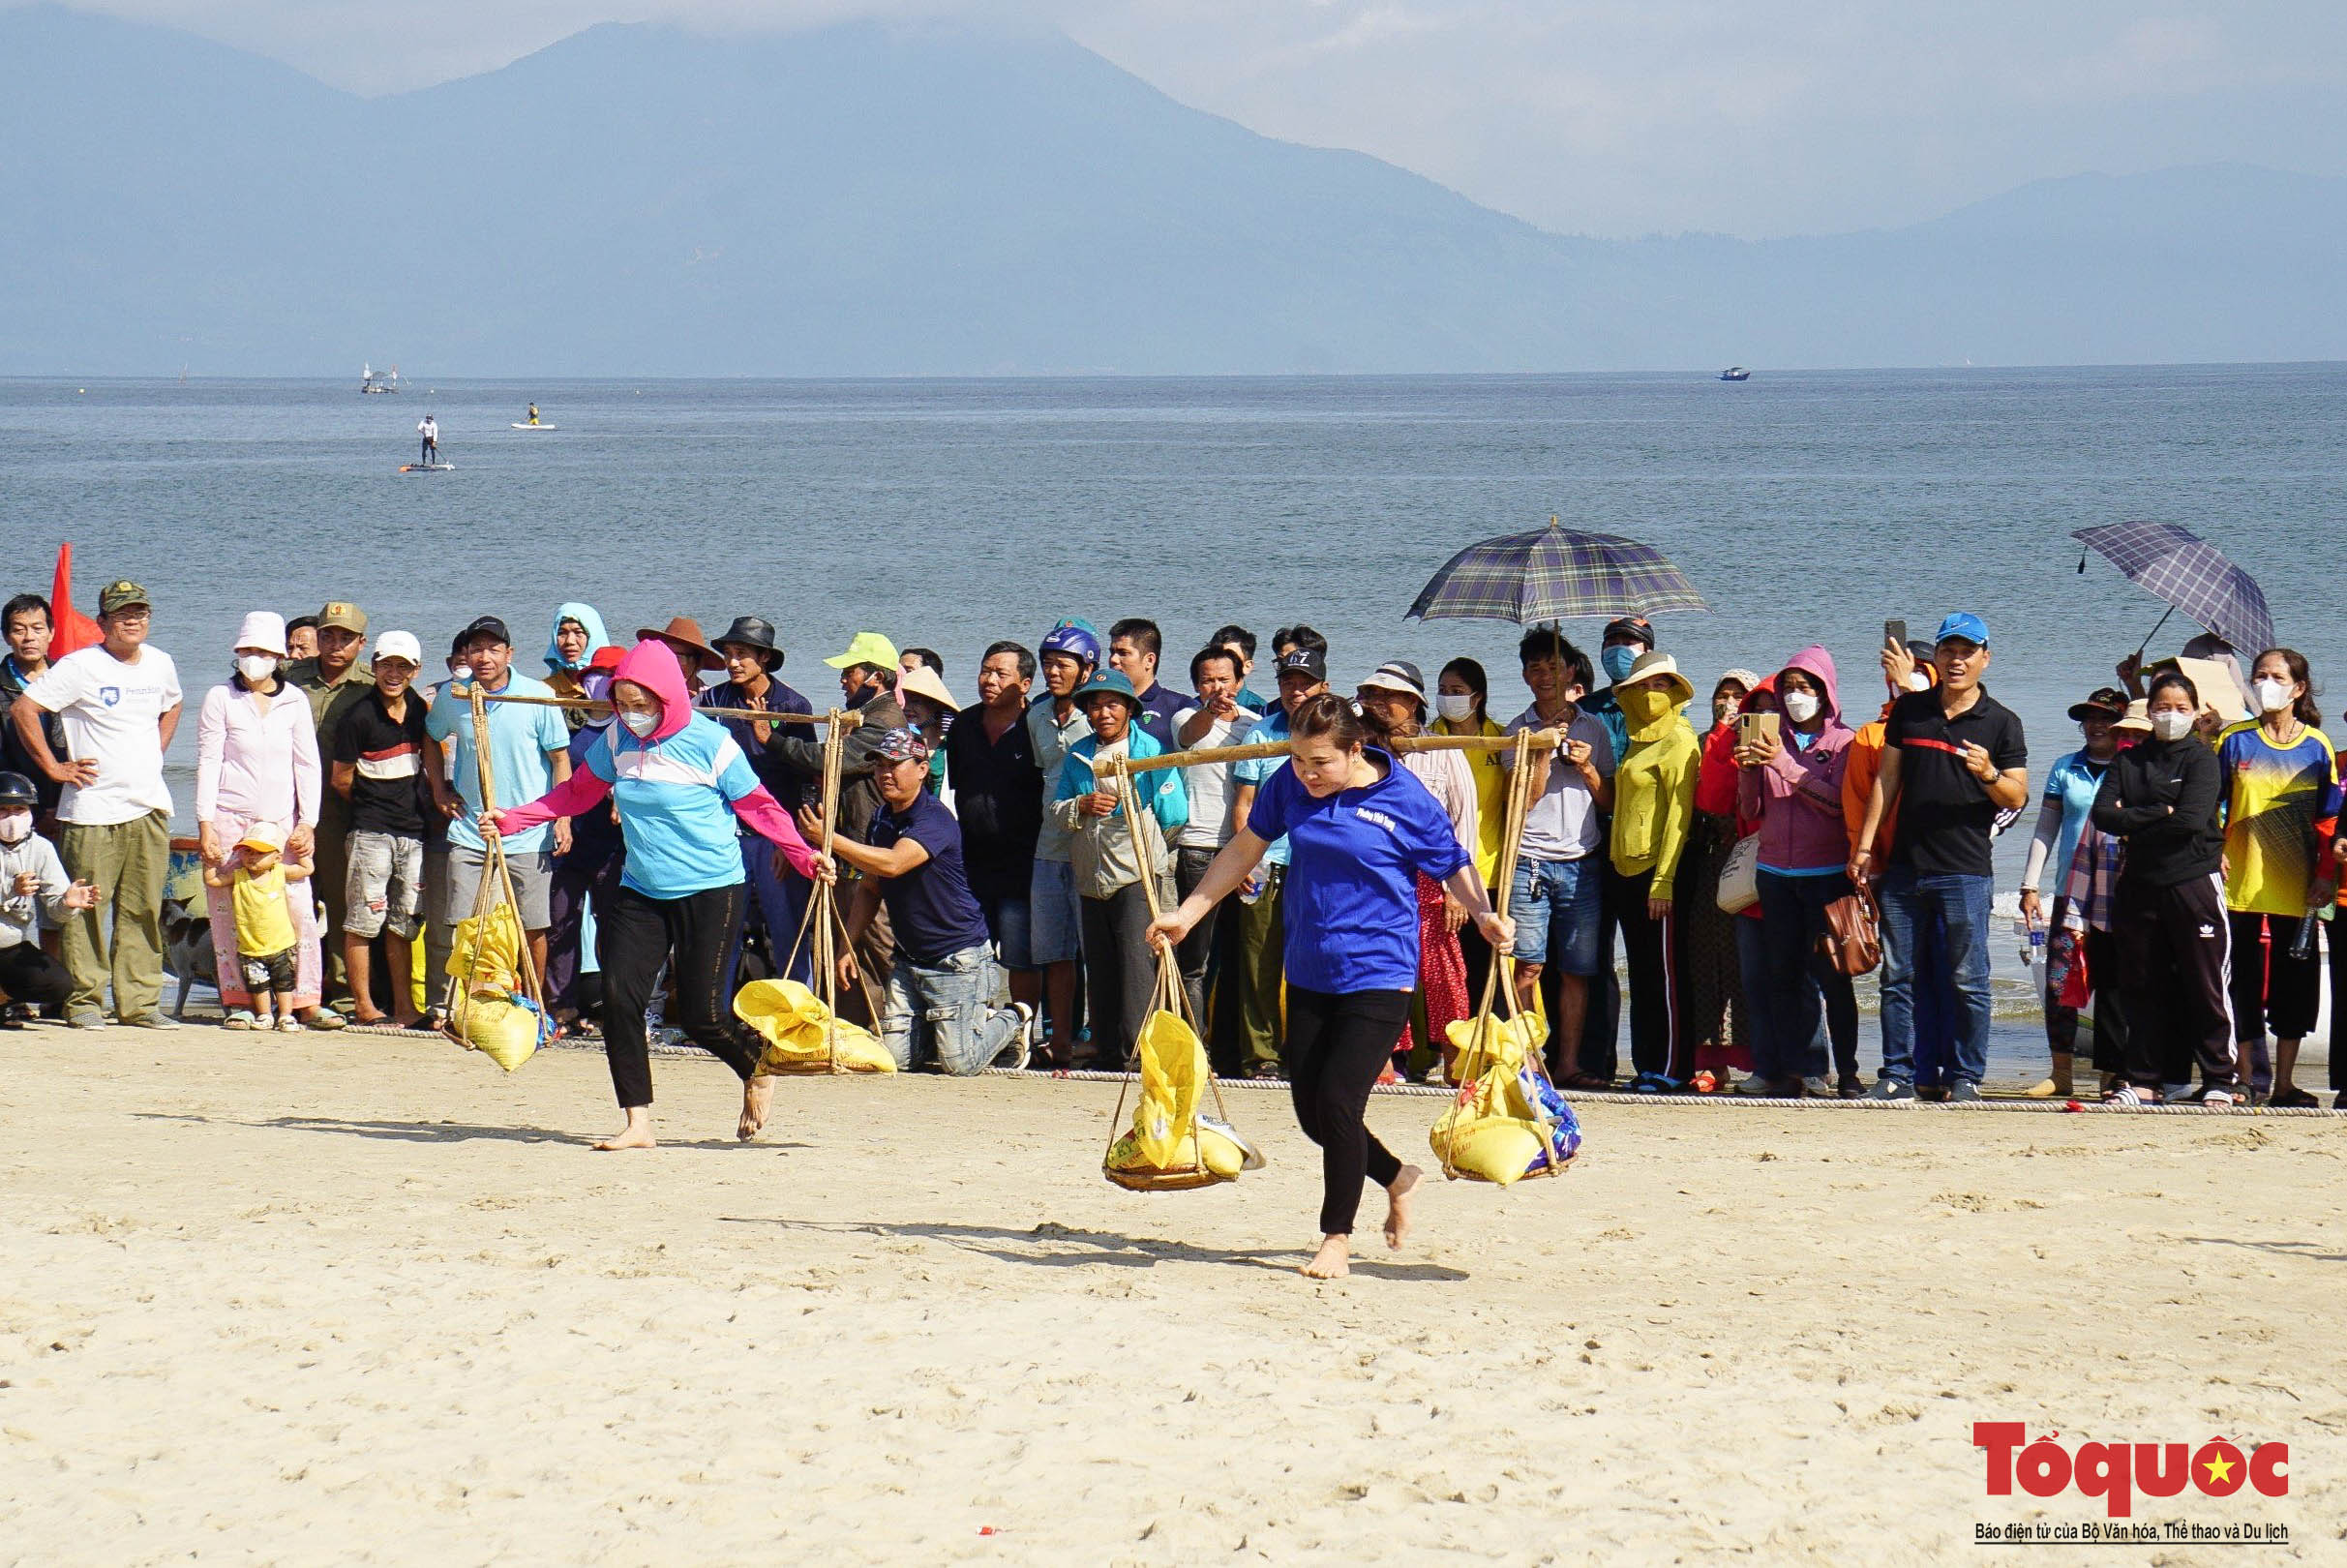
[1407,517,1706,624]
[2072,522,2273,656]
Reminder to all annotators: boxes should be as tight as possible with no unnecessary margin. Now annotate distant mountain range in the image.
[3,3,2342,375]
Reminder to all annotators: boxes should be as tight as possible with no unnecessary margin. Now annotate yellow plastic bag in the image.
[1431,1010,1580,1186]
[448,902,524,992]
[1103,1007,1260,1191]
[457,988,542,1072]
[733,979,896,1074]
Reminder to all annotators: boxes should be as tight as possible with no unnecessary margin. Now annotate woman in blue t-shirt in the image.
[1148,693,1515,1281]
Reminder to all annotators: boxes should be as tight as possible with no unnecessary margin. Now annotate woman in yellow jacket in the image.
[1434,658,1507,1006]
[1608,650,1701,1093]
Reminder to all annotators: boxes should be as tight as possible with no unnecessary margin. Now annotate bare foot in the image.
[391,1011,423,1030]
[1302,1234,1351,1280]
[1384,1164,1422,1251]
[738,1075,775,1141]
[593,1107,656,1151]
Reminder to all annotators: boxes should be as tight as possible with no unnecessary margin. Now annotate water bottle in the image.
[2014,914,2044,969]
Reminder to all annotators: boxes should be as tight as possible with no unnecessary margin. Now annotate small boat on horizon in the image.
[361,363,400,394]
[1719,366,1752,382]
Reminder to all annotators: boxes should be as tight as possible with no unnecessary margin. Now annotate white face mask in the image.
[237,654,278,683]
[0,813,29,845]
[1904,671,1931,692]
[2151,710,2194,742]
[1434,693,1477,723]
[2253,678,2293,715]
[620,709,660,738]
[1782,690,1820,725]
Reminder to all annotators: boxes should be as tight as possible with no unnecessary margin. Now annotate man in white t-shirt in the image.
[1168,644,1251,1035]
[11,580,184,1028]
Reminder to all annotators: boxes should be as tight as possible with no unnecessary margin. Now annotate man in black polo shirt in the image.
[944,641,1044,1016]
[1851,612,2029,1101]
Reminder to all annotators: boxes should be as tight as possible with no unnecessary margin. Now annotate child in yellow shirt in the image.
[203,822,312,1032]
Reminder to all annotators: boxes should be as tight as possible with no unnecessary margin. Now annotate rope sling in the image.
[438,680,549,1041]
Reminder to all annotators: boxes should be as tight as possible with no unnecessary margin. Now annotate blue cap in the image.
[1039,619,1101,668]
[1933,612,1990,648]
[1073,669,1139,709]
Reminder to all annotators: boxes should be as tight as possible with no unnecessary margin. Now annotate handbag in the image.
[1819,886,1882,976]
[1716,832,1760,915]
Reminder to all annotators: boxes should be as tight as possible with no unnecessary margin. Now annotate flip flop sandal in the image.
[1560,1072,1613,1093]
[2267,1087,2318,1108]
[307,1011,346,1031]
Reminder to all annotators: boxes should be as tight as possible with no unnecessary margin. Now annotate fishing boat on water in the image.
[361,363,400,394]
[1719,366,1752,382]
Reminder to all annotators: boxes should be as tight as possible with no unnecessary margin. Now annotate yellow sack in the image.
[733,979,895,1075]
[456,988,542,1072]
[1430,1013,1582,1186]
[1445,1011,1540,1081]
[1103,1008,1259,1191]
[448,901,524,992]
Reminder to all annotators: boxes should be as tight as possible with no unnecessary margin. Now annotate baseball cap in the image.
[2067,685,2127,723]
[1275,647,1328,683]
[823,631,900,671]
[1601,616,1656,648]
[98,580,149,615]
[587,644,626,675]
[372,630,423,668]
[460,615,512,648]
[1933,612,1991,648]
[237,820,286,853]
[871,726,932,764]
[1357,660,1426,703]
[316,601,369,635]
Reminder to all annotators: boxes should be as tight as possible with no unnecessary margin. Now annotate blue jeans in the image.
[1509,856,1603,975]
[1876,866,1993,1085]
[883,943,1024,1075]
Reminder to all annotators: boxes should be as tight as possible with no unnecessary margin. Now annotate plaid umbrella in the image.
[2072,522,2273,655]
[1407,517,1706,624]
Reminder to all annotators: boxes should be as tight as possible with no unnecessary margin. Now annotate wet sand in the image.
[1,1023,2337,1564]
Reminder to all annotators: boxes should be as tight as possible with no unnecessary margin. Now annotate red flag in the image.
[47,543,104,658]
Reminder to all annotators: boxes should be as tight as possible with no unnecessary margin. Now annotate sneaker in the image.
[1732,1072,1777,1098]
[1800,1075,1833,1099]
[994,1002,1035,1071]
[119,1013,178,1029]
[1867,1076,1916,1101]
[68,1011,109,1030]
[2201,1088,2236,1107]
[1947,1080,1982,1102]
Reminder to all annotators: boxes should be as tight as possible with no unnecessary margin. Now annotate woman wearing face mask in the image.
[490,641,832,1150]
[1680,669,1761,1089]
[2092,670,2239,1105]
[1736,647,1860,1097]
[196,613,334,1030]
[1433,658,1506,1015]
[1607,650,1702,1093]
[1358,661,1477,1083]
[2017,687,2129,1098]
[2214,648,2334,1106]
[1146,693,1513,1281]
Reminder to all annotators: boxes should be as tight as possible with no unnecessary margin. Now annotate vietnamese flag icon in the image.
[47,542,104,658]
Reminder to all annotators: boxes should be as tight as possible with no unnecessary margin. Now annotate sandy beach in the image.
[2,1023,2337,1565]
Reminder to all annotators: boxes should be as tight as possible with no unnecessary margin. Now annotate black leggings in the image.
[1281,986,1413,1236]
[598,881,762,1108]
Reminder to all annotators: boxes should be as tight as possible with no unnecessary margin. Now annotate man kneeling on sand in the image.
[809,728,1032,1074]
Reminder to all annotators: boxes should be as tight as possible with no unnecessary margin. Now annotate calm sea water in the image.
[6,367,2343,1069]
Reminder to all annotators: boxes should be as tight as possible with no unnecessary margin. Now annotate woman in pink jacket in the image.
[1734,645,1857,1097]
[196,612,334,1028]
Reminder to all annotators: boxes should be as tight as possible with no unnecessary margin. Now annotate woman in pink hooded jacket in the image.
[1734,646,1860,1097]
[493,641,831,1151]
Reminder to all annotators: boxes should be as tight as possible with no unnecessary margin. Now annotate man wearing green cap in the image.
[11,581,183,1027]
[284,601,374,1005]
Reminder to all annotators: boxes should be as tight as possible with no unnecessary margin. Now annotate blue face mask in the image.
[1601,644,1641,684]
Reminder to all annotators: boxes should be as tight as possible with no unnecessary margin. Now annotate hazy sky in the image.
[68,1,2347,237]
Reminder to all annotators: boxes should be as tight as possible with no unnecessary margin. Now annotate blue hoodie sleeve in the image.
[1054,739,1096,804]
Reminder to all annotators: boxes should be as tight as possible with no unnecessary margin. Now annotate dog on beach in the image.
[162,896,217,1019]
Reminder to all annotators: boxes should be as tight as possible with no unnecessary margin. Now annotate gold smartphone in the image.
[1739,710,1781,746]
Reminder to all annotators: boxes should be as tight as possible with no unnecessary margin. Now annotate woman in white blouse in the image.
[196,612,337,1028]
[1356,661,1480,1083]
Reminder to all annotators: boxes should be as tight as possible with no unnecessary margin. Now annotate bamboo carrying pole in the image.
[1099,727,1566,779]
[476,690,859,728]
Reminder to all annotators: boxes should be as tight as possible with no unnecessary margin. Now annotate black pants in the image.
[1080,881,1162,1070]
[2226,912,2319,1042]
[598,881,762,1108]
[1282,986,1413,1236]
[1173,847,1226,1044]
[2112,874,2238,1091]
[0,943,75,1009]
[1611,865,1687,1082]
[1581,871,1622,1081]
[1756,869,1859,1082]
